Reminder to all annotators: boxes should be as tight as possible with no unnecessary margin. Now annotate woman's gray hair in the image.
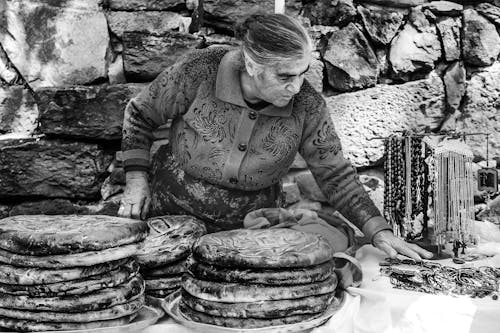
[234,13,313,73]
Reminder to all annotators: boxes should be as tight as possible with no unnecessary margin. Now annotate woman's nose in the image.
[286,77,302,94]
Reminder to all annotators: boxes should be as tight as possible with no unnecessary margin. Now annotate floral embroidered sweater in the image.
[122,46,391,240]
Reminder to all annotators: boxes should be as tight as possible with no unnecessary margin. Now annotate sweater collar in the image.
[215,49,293,117]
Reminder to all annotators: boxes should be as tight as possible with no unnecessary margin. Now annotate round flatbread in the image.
[0,275,145,312]
[192,228,333,269]
[188,258,335,285]
[0,313,137,332]
[145,275,182,291]
[146,288,178,298]
[182,274,337,303]
[135,215,206,268]
[0,260,139,296]
[0,242,142,268]
[179,301,319,328]
[0,258,130,285]
[0,215,148,255]
[0,296,144,322]
[182,290,335,318]
[141,258,188,277]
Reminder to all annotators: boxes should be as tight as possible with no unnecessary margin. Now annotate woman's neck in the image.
[239,71,262,104]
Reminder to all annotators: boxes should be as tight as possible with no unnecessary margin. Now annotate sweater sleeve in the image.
[299,98,391,241]
[121,56,194,172]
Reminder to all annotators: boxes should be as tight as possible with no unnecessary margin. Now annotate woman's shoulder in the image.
[294,79,325,114]
[176,46,233,74]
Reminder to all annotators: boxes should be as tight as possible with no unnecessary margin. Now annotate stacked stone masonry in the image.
[0,0,499,223]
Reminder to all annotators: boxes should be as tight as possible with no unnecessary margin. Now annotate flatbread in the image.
[146,288,178,298]
[0,215,148,255]
[135,215,206,268]
[192,229,333,268]
[0,296,144,322]
[0,260,139,296]
[145,275,182,291]
[141,258,188,277]
[188,258,335,285]
[0,313,137,332]
[182,290,335,318]
[182,274,337,303]
[0,275,145,312]
[0,258,130,285]
[0,242,142,268]
[179,301,319,328]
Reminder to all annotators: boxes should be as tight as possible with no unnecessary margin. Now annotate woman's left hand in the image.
[372,230,433,261]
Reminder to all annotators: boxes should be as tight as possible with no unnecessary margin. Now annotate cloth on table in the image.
[243,208,362,289]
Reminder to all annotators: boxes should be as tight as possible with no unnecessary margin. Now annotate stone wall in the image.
[0,0,499,221]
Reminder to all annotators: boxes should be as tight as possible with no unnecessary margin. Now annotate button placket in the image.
[222,109,258,185]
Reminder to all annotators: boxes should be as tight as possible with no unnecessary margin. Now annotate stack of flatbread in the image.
[181,228,338,328]
[0,215,148,332]
[135,216,206,300]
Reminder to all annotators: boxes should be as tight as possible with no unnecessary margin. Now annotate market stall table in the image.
[143,244,500,333]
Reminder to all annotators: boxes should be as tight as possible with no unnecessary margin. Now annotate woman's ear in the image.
[244,56,255,77]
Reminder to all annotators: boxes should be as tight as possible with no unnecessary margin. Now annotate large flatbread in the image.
[179,301,318,328]
[0,275,145,312]
[192,229,333,269]
[182,290,335,318]
[0,260,139,297]
[182,274,337,303]
[0,313,137,332]
[0,258,130,285]
[0,215,148,255]
[141,258,188,277]
[145,275,182,291]
[0,242,141,268]
[146,288,178,298]
[188,258,335,285]
[0,296,144,322]
[135,215,206,268]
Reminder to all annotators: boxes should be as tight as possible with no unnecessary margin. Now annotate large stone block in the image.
[0,0,109,88]
[357,0,425,7]
[36,84,145,140]
[476,3,500,26]
[0,138,113,199]
[105,0,185,11]
[122,31,203,81]
[422,1,463,16]
[389,9,441,81]
[358,4,406,45]
[322,23,379,91]
[0,87,38,135]
[454,63,500,160]
[202,0,301,33]
[302,0,357,27]
[106,11,187,38]
[326,73,445,167]
[463,9,500,66]
[436,16,461,62]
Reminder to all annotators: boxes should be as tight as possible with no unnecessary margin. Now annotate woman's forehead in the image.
[274,56,311,76]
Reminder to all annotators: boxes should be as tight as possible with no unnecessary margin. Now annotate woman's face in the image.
[252,54,312,107]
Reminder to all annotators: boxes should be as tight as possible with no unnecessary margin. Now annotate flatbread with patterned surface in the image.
[145,275,182,291]
[0,242,141,268]
[135,215,206,268]
[192,229,333,269]
[0,275,145,312]
[0,215,148,255]
[0,313,137,332]
[141,258,188,277]
[0,258,130,285]
[146,288,178,298]
[179,300,319,328]
[188,258,335,285]
[0,260,139,296]
[182,274,337,303]
[0,296,144,322]
[181,290,335,318]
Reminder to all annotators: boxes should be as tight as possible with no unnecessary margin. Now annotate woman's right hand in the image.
[118,171,151,220]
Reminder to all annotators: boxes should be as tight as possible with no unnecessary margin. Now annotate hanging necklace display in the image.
[478,134,498,193]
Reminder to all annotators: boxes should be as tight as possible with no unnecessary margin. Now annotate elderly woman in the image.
[119,13,432,261]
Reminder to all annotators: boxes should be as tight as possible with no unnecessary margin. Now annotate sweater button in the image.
[238,143,247,152]
[248,111,257,120]
[229,177,238,184]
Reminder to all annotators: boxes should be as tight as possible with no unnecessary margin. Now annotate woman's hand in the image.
[118,171,151,220]
[372,230,433,261]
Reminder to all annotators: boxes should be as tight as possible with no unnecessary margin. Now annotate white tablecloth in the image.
[143,244,500,333]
